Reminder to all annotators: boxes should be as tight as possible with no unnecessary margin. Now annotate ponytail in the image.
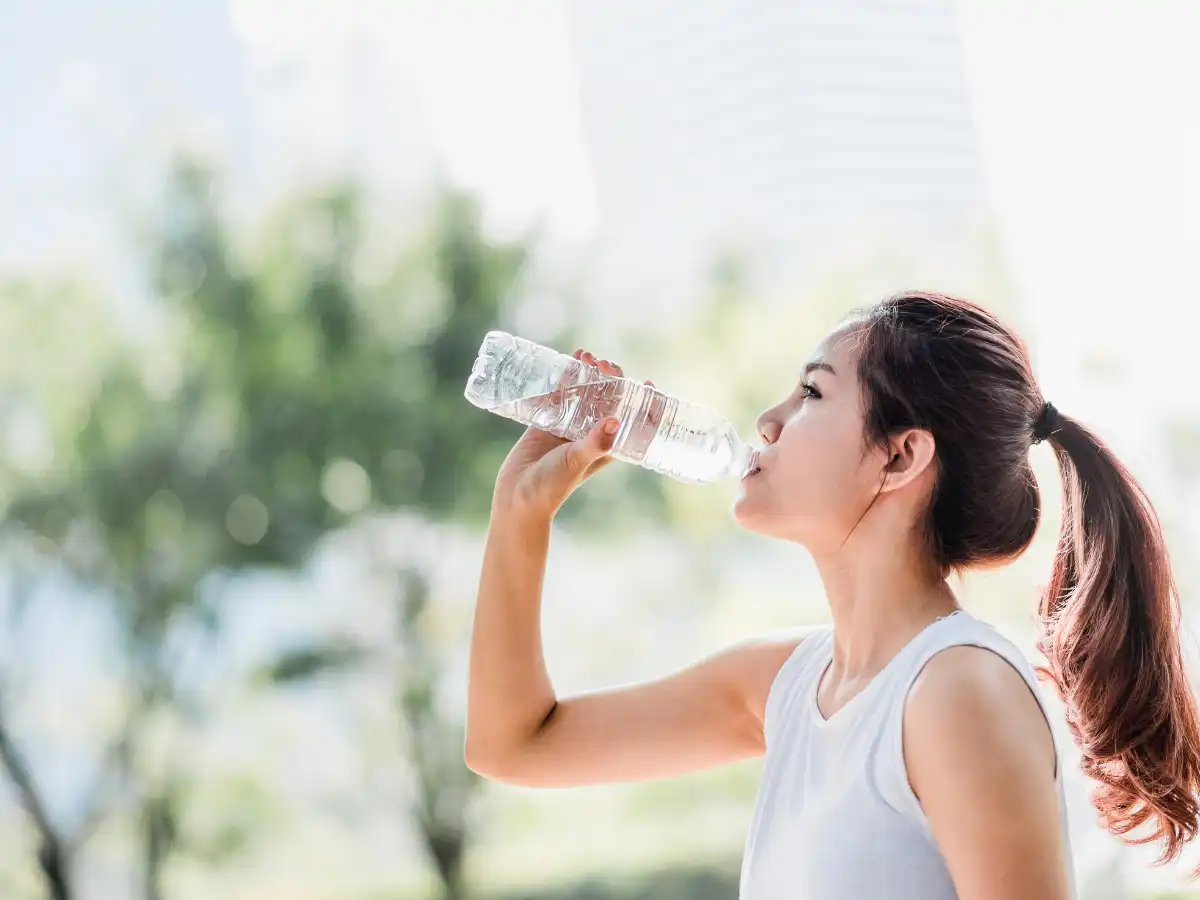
[1038,414,1200,867]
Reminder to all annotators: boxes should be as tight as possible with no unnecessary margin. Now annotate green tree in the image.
[0,273,128,900]
[0,157,567,900]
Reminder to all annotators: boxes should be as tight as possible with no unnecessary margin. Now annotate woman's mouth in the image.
[742,449,765,479]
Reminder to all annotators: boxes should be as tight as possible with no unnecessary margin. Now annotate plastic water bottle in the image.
[464,331,759,484]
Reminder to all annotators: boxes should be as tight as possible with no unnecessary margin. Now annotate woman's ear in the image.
[878,428,937,494]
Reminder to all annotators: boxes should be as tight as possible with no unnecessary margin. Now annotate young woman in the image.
[465,292,1200,899]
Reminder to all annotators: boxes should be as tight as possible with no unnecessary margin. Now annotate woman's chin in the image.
[732,492,803,543]
[732,492,765,531]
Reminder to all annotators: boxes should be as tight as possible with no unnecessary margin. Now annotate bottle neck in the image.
[730,441,759,478]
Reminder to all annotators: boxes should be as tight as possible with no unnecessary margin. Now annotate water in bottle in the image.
[464,331,759,483]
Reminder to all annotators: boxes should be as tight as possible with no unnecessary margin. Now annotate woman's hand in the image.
[493,350,649,521]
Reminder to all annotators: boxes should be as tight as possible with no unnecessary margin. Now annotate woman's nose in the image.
[757,416,782,445]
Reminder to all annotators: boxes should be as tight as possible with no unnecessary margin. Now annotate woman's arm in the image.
[905,646,1071,900]
[465,508,806,787]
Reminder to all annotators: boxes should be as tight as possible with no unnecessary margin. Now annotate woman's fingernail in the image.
[604,420,620,435]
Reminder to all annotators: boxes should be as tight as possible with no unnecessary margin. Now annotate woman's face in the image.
[733,326,892,549]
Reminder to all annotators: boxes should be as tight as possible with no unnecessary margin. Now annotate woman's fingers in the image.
[578,350,625,376]
[581,351,623,376]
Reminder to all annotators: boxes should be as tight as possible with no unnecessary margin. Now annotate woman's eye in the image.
[802,382,822,400]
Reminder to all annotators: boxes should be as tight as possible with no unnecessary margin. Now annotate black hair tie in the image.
[1032,401,1061,445]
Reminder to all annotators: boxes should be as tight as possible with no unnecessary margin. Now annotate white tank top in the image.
[739,610,1076,899]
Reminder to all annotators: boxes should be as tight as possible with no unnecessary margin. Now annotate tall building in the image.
[566,0,989,306]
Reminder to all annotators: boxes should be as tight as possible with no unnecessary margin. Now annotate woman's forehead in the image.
[807,325,863,371]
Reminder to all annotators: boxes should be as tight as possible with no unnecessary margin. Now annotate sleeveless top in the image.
[739,610,1076,899]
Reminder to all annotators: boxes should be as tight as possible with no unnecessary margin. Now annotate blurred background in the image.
[2,1,1199,898]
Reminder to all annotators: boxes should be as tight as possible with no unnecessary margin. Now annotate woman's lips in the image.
[743,454,764,479]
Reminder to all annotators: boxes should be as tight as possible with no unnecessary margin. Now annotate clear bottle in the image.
[464,331,759,484]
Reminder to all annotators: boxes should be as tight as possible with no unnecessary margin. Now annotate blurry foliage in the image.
[257,638,374,686]
[492,862,739,900]
[1163,418,1200,482]
[0,156,608,900]
[178,771,280,866]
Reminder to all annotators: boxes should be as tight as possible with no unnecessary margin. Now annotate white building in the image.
[566,0,989,307]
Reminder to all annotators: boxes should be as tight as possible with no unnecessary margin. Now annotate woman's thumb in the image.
[563,418,619,478]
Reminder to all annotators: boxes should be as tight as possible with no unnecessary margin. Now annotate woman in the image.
[465,292,1200,899]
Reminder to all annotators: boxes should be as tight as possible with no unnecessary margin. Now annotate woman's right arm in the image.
[464,505,806,787]
[465,350,806,786]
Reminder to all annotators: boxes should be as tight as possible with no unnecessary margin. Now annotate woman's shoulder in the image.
[905,618,1059,776]
[908,637,1045,720]
[920,612,1043,682]
[906,614,1050,715]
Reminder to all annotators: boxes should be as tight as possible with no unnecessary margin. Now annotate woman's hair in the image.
[852,291,1200,868]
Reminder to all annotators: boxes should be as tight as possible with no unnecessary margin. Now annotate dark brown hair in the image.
[853,291,1200,868]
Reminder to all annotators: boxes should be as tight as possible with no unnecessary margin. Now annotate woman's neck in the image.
[813,528,960,682]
